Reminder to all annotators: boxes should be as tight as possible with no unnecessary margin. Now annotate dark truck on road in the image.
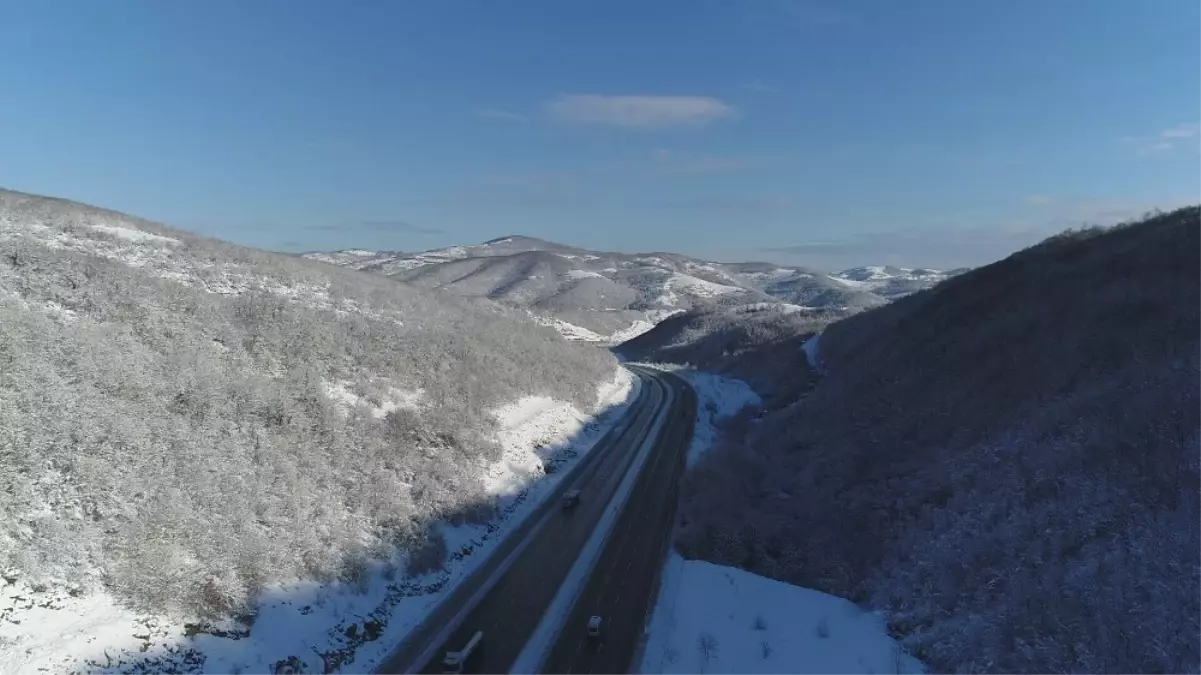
[562,489,581,509]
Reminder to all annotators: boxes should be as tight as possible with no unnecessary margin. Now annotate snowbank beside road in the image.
[640,554,925,674]
[484,368,639,507]
[655,368,761,466]
[802,331,825,374]
[0,368,641,675]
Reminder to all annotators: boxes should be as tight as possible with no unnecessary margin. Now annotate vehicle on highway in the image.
[587,615,602,638]
[562,489,581,509]
[442,630,482,673]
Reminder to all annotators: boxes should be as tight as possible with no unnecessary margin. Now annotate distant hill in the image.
[305,240,958,343]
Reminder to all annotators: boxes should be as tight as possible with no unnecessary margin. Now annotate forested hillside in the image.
[0,188,617,619]
[676,207,1201,673]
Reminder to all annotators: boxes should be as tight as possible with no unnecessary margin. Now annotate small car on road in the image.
[562,489,581,509]
[587,615,602,638]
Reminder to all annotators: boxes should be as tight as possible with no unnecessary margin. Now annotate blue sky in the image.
[0,0,1197,269]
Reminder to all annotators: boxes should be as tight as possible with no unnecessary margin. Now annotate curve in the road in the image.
[540,370,696,674]
[377,369,674,674]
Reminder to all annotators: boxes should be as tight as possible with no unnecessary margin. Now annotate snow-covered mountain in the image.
[304,238,958,343]
[829,265,968,300]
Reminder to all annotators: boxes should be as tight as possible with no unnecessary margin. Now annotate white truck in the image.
[442,630,482,674]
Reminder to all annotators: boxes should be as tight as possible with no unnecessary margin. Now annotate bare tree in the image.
[696,632,719,672]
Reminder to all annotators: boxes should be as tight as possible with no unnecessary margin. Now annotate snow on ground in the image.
[484,368,635,500]
[530,314,607,342]
[322,381,425,419]
[673,369,761,466]
[636,360,924,675]
[0,369,641,675]
[733,302,811,314]
[562,269,605,280]
[640,554,925,674]
[634,366,761,467]
[90,224,180,245]
[607,319,658,345]
[666,273,743,299]
[740,268,803,282]
[802,332,825,374]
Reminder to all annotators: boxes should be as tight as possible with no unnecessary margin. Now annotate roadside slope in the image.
[676,207,1201,673]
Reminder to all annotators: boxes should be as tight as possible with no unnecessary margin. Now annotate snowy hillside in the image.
[0,188,630,673]
[630,366,921,675]
[304,240,955,343]
[676,208,1201,673]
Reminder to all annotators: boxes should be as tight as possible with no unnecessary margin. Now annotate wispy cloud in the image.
[546,94,737,129]
[764,197,1194,269]
[1120,122,1200,154]
[1024,194,1055,206]
[742,82,782,94]
[679,195,794,214]
[306,220,445,235]
[359,220,446,235]
[765,224,1056,269]
[475,108,528,123]
[774,0,856,27]
[479,170,574,189]
[650,150,767,175]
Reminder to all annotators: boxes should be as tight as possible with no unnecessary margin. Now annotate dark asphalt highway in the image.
[540,370,696,674]
[377,367,689,674]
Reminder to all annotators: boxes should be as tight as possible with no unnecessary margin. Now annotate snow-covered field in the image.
[640,555,925,675]
[0,370,641,675]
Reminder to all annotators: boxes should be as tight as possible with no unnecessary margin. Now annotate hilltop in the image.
[305,240,958,343]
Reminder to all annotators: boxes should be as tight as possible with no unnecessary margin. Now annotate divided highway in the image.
[377,366,695,674]
[541,370,695,673]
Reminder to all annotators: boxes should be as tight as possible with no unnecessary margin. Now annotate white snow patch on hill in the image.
[666,273,742,299]
[640,554,925,674]
[0,369,640,675]
[530,314,607,342]
[608,319,658,345]
[562,269,604,280]
[372,388,424,418]
[322,381,425,419]
[484,368,637,501]
[734,302,811,314]
[91,224,180,245]
[802,332,825,374]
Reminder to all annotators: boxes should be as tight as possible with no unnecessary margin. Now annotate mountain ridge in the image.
[304,237,961,342]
